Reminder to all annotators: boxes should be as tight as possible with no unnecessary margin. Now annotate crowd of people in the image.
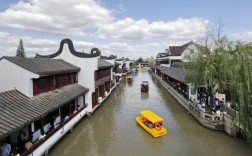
[0,104,82,156]
[0,130,35,156]
[189,91,226,120]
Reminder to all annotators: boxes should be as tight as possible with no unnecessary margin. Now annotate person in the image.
[148,123,154,128]
[212,98,217,110]
[143,117,151,126]
[64,115,70,121]
[13,150,20,156]
[189,97,192,102]
[17,130,26,146]
[0,141,11,156]
[215,99,220,111]
[73,108,78,114]
[215,110,221,120]
[39,130,46,140]
[220,98,225,111]
[25,138,33,150]
[197,103,203,112]
[50,117,55,131]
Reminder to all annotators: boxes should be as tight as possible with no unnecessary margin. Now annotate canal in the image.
[50,69,252,156]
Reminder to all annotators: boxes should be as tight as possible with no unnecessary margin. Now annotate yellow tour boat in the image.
[136,110,168,137]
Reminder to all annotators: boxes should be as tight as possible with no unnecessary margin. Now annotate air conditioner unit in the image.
[98,97,102,104]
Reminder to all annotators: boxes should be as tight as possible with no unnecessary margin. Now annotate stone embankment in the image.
[150,70,236,136]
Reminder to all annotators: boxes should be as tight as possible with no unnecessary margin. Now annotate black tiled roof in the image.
[0,90,33,140]
[98,58,114,69]
[161,66,187,83]
[100,55,116,60]
[153,65,187,84]
[0,84,88,140]
[36,39,100,58]
[1,57,80,76]
[115,62,121,65]
[166,41,194,56]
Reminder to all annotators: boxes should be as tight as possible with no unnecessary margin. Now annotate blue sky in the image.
[0,0,251,59]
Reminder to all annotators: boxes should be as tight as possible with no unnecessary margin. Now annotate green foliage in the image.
[146,56,156,65]
[228,42,252,144]
[15,39,26,58]
[186,40,252,145]
[136,57,144,63]
[186,38,231,96]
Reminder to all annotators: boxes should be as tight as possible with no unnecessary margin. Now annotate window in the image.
[191,86,196,95]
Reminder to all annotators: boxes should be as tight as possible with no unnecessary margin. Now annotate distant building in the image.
[156,41,200,67]
[115,58,133,74]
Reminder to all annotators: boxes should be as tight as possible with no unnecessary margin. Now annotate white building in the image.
[0,56,89,156]
[36,39,114,115]
[157,41,200,67]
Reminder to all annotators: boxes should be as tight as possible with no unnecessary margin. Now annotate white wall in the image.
[0,59,39,97]
[181,44,199,62]
[104,59,115,66]
[51,43,98,113]
[116,60,124,69]
[77,95,84,108]
[168,56,181,62]
[125,61,132,69]
[187,83,198,100]
[160,64,170,67]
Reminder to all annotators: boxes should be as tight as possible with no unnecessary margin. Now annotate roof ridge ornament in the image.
[36,38,101,58]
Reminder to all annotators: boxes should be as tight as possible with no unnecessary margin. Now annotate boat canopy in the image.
[141,81,149,84]
[140,110,163,123]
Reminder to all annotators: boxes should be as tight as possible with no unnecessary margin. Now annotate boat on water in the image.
[136,110,167,137]
[127,76,133,83]
[140,81,149,92]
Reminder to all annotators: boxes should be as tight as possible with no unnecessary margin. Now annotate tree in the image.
[228,42,252,144]
[15,39,26,58]
[186,39,252,145]
[136,57,144,63]
[186,22,231,106]
[146,56,156,65]
[186,38,232,108]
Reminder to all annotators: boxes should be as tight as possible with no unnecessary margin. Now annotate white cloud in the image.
[0,32,99,57]
[0,0,213,58]
[111,4,127,15]
[229,31,252,42]
[0,0,113,36]
[0,32,169,59]
[0,0,208,41]
[98,17,208,41]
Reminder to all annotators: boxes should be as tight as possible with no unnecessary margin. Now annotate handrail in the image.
[21,106,86,156]
[153,71,224,123]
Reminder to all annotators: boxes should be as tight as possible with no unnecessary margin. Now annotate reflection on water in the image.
[141,92,149,100]
[50,71,252,156]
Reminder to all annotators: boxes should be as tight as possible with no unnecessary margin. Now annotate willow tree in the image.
[229,42,252,144]
[185,37,232,107]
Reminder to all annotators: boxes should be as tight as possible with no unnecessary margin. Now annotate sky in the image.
[0,0,251,59]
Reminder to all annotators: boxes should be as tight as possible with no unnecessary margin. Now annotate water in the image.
[50,70,252,156]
